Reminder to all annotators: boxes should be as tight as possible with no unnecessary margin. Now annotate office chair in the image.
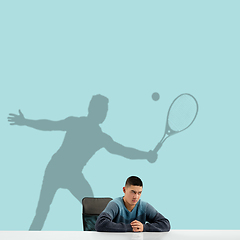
[82,197,113,231]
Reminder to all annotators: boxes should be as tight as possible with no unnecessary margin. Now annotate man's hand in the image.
[147,150,158,163]
[130,220,144,232]
[8,110,26,126]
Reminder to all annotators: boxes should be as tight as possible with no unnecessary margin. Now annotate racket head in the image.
[165,93,198,136]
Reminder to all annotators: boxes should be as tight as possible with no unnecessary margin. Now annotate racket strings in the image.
[168,95,198,132]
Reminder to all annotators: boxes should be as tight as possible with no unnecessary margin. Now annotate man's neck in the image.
[123,197,135,212]
[86,115,100,125]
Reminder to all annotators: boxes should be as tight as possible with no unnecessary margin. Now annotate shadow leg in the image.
[68,174,94,202]
[29,176,59,231]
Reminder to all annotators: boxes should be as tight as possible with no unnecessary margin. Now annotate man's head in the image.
[88,94,109,124]
[123,176,143,207]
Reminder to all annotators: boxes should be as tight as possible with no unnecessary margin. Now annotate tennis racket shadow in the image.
[153,93,199,154]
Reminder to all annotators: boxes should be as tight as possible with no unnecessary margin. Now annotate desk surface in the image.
[1,230,240,240]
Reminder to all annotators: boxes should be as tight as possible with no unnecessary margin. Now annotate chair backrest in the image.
[82,197,112,231]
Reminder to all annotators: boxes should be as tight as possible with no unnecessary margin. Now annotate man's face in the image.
[123,185,142,206]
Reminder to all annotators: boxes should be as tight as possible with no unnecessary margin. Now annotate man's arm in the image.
[95,202,132,232]
[104,134,157,163]
[95,212,132,232]
[144,203,171,232]
[8,110,74,131]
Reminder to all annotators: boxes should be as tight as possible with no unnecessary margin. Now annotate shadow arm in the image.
[104,135,157,161]
[24,118,71,131]
[8,110,74,131]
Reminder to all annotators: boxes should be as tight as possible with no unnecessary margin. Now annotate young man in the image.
[95,176,170,232]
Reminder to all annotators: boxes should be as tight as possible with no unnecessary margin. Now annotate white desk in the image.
[1,230,240,240]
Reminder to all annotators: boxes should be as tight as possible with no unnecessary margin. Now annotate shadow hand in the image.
[147,150,158,163]
[8,110,26,126]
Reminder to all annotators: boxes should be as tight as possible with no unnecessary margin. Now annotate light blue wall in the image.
[1,0,240,230]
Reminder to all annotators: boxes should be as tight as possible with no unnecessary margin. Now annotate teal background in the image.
[1,0,240,230]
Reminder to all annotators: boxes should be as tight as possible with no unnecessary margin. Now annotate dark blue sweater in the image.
[95,197,170,232]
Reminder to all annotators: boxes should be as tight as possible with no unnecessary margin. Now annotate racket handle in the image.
[153,142,163,153]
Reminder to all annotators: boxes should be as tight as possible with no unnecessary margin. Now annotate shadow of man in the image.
[8,94,157,230]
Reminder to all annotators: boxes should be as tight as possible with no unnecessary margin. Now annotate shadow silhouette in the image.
[8,94,157,230]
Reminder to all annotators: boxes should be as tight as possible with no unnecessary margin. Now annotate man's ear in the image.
[123,187,126,193]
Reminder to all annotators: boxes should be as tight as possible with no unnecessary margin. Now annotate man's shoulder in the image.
[111,197,124,207]
[138,199,148,205]
[136,199,148,211]
[141,201,159,218]
[101,198,121,218]
[64,116,83,122]
[100,132,113,143]
[105,197,127,212]
[62,116,86,128]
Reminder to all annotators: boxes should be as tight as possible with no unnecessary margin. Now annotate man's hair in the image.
[125,176,143,187]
